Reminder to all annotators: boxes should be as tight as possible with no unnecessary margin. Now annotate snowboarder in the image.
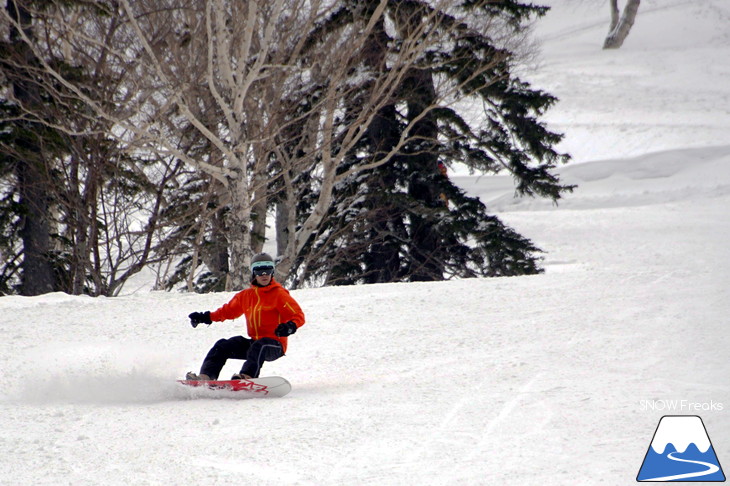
[185,252,306,381]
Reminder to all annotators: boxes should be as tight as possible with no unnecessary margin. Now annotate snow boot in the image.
[231,372,252,380]
[185,372,211,381]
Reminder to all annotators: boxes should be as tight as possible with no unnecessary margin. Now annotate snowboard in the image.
[178,376,291,398]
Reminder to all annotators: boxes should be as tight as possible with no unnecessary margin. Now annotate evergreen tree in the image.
[1,0,57,295]
[293,0,573,285]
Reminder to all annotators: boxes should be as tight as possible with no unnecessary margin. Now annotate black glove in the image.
[189,311,212,328]
[275,321,297,337]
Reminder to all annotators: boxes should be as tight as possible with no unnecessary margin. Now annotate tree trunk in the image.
[8,0,56,295]
[250,170,267,255]
[225,175,253,290]
[403,66,443,282]
[363,106,403,284]
[200,211,230,291]
[273,173,299,282]
[17,157,55,295]
[608,0,620,32]
[69,155,88,296]
[603,0,641,49]
[275,200,288,259]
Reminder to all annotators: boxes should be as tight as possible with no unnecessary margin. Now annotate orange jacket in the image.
[209,279,305,352]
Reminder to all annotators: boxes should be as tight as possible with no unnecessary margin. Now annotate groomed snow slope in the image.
[1,145,728,485]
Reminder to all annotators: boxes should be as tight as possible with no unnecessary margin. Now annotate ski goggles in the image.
[252,261,275,276]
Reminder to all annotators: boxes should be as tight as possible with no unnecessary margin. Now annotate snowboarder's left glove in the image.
[189,311,212,328]
[275,321,297,337]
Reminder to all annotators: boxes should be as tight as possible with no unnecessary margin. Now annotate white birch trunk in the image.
[603,0,641,49]
[225,173,253,290]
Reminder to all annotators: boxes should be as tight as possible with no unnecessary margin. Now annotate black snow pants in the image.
[199,336,284,379]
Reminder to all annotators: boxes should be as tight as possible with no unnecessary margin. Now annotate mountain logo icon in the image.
[637,415,725,482]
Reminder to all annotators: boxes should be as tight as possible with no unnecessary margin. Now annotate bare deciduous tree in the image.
[1,1,189,295]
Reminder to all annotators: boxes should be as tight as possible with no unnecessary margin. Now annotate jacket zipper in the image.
[252,287,261,338]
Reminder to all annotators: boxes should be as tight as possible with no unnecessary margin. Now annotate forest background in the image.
[1,0,601,296]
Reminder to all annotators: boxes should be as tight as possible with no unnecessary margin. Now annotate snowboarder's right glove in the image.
[189,311,212,328]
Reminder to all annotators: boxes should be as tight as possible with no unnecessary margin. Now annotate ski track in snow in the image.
[2,1,730,484]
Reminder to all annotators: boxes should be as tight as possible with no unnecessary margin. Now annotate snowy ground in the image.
[1,1,729,485]
[524,0,730,165]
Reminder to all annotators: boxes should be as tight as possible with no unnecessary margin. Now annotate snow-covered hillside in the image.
[526,0,730,165]
[1,1,729,485]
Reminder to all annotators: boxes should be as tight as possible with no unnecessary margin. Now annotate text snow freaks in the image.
[640,400,724,412]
